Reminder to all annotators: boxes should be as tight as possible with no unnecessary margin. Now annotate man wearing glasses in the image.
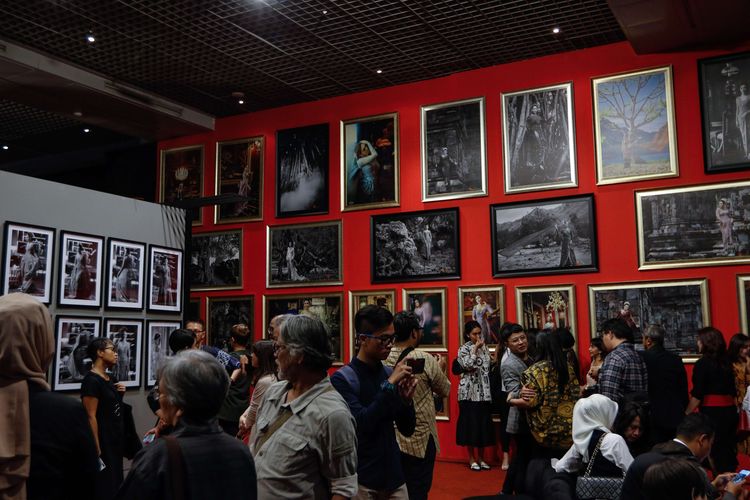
[331,305,418,500]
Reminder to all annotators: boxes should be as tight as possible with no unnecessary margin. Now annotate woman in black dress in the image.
[81,337,126,499]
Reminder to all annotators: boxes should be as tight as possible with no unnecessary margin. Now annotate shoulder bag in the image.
[575,433,624,500]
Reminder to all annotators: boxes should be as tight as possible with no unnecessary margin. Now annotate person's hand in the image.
[388,360,413,385]
[475,338,485,351]
[713,472,735,489]
[520,385,536,401]
[397,376,418,401]
[435,353,447,372]
[239,354,249,373]
[589,365,601,381]
[724,475,746,497]
[115,382,126,394]
[239,414,249,433]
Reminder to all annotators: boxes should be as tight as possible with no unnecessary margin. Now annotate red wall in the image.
[158,41,750,462]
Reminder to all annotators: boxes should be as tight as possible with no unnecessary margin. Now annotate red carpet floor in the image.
[430,460,506,499]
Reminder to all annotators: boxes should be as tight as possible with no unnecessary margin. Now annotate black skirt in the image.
[456,400,495,447]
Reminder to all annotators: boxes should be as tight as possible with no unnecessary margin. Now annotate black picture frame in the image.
[2,221,56,304]
[104,318,144,389]
[52,315,101,391]
[206,295,254,349]
[490,194,598,278]
[188,229,243,291]
[105,238,146,310]
[371,207,461,284]
[698,51,750,173]
[276,123,330,217]
[57,231,104,309]
[266,221,342,288]
[147,245,183,314]
[145,320,181,387]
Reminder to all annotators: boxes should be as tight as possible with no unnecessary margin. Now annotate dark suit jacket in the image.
[640,345,688,432]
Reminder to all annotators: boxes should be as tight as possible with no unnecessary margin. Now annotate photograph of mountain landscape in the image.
[593,67,678,185]
[490,195,598,277]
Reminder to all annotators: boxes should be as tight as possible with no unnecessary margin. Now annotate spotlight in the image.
[238,99,244,105]
[552,27,561,34]
[322,9,327,14]
[376,69,383,74]
[2,145,8,150]
[83,128,91,133]
[85,33,96,43]
[73,111,83,117]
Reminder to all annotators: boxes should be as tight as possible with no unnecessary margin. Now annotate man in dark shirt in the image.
[640,324,689,443]
[331,305,417,499]
[592,318,647,404]
[217,324,252,437]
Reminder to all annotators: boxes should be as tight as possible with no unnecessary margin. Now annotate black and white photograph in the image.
[403,288,447,351]
[698,51,750,173]
[635,180,750,270]
[264,293,343,364]
[589,279,709,361]
[371,207,460,284]
[105,239,144,310]
[187,298,201,322]
[146,320,180,387]
[148,246,183,313]
[502,82,577,193]
[207,296,254,349]
[2,222,55,303]
[515,285,577,335]
[58,231,103,308]
[490,194,598,277]
[276,123,329,217]
[53,316,100,391]
[421,98,487,201]
[215,136,264,223]
[267,221,342,288]
[348,290,396,350]
[105,319,143,388]
[739,275,750,334]
[341,113,399,211]
[189,230,242,291]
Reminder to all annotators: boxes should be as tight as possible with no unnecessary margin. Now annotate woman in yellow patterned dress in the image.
[729,333,750,455]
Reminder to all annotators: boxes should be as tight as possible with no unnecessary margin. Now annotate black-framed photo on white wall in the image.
[104,318,143,388]
[105,238,145,310]
[2,221,55,304]
[148,246,183,313]
[57,231,104,308]
[146,320,180,387]
[52,316,100,391]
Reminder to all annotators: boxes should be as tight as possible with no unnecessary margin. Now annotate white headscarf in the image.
[572,394,619,462]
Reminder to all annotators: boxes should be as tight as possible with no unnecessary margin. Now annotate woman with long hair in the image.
[239,340,278,451]
[685,327,738,472]
[613,401,650,456]
[586,337,605,389]
[729,333,750,455]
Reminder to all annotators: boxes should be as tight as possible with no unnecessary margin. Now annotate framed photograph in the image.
[189,230,242,291]
[104,319,143,388]
[490,194,598,278]
[341,113,399,211]
[2,222,55,303]
[146,320,180,387]
[501,82,577,193]
[589,279,709,362]
[160,145,204,225]
[187,298,201,321]
[421,97,487,201]
[458,286,505,349]
[698,51,750,173]
[515,285,577,335]
[738,275,750,334]
[593,67,679,185]
[371,207,460,283]
[57,231,104,308]
[348,289,396,353]
[148,246,183,313]
[276,123,329,217]
[206,296,254,349]
[52,316,100,391]
[105,239,145,310]
[267,221,342,288]
[215,136,264,223]
[263,293,343,364]
[402,288,447,351]
[434,351,450,421]
[635,180,750,270]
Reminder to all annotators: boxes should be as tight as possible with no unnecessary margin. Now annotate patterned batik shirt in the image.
[457,341,492,402]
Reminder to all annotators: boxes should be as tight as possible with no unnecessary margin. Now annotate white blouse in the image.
[553,432,634,474]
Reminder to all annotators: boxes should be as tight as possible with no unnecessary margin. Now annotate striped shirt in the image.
[385,347,451,458]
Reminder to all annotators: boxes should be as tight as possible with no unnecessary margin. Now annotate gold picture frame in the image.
[205,295,254,348]
[515,285,577,338]
[214,136,264,223]
[402,288,447,352]
[348,289,397,356]
[738,275,750,334]
[159,145,204,226]
[434,350,450,421]
[457,285,505,351]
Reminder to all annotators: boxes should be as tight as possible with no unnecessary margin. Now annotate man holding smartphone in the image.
[384,311,451,500]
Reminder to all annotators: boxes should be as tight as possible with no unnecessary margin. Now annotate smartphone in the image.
[732,470,750,484]
[407,357,425,375]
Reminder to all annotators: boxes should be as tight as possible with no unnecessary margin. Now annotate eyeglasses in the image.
[103,346,116,352]
[273,342,289,353]
[360,333,397,345]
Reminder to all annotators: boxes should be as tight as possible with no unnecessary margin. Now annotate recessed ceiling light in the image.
[552,27,561,34]
[238,99,245,105]
[83,128,91,133]
[2,145,8,150]
[376,69,383,74]
[85,33,96,43]
[73,111,83,117]
[322,9,328,14]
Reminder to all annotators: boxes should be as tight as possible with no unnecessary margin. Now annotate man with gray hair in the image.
[116,350,256,499]
[266,314,289,342]
[640,323,688,443]
[253,314,358,499]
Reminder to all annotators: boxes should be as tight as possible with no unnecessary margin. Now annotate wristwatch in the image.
[380,380,397,394]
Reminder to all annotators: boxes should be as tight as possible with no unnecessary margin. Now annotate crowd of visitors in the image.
[3,290,750,500]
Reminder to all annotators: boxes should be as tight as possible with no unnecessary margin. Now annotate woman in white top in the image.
[238,340,278,452]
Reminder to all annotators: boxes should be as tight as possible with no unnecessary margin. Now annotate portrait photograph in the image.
[106,239,144,310]
[589,279,709,361]
[593,67,679,185]
[403,288,447,351]
[421,97,487,201]
[371,207,460,283]
[53,316,100,391]
[105,319,143,388]
[207,296,254,349]
[146,320,180,387]
[264,293,343,364]
[276,123,329,217]
[698,51,750,173]
[160,145,204,224]
[267,221,342,288]
[635,180,750,270]
[189,230,242,291]
[58,231,103,308]
[502,82,577,193]
[458,286,505,348]
[148,246,183,313]
[434,351,450,421]
[2,221,54,303]
[341,113,399,211]
[515,285,577,335]
[490,194,598,277]
[215,136,264,223]
[348,289,396,351]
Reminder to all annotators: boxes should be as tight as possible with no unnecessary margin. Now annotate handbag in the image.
[575,433,624,500]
